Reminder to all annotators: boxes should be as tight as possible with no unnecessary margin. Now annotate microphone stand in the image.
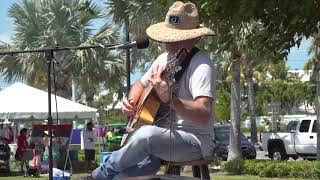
[0,42,128,180]
[46,50,54,180]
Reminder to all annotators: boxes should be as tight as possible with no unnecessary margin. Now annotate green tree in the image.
[228,53,243,161]
[215,88,230,122]
[304,33,320,160]
[195,0,320,162]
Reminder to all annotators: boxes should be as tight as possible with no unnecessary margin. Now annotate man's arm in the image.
[128,80,145,104]
[93,131,97,141]
[83,130,89,143]
[170,95,212,124]
[149,64,213,124]
[122,80,146,117]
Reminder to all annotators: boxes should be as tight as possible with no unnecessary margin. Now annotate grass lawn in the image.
[0,173,316,180]
[208,175,315,180]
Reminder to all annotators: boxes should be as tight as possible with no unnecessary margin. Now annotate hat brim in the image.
[146,22,215,43]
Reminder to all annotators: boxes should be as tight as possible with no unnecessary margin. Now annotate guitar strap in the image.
[173,47,200,83]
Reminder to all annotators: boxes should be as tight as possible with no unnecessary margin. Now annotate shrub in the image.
[288,161,320,179]
[221,160,320,179]
[221,160,244,174]
[242,160,265,175]
[241,126,265,133]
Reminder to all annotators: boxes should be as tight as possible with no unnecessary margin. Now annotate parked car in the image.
[261,117,318,161]
[214,125,256,160]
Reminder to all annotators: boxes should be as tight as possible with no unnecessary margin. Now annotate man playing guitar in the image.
[91,1,216,179]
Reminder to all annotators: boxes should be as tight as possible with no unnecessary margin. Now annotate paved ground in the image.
[256,147,269,160]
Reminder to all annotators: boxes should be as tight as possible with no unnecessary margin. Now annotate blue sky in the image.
[0,0,314,72]
[0,0,16,45]
[286,38,313,70]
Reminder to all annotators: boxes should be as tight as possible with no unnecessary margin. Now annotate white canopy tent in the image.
[0,82,98,120]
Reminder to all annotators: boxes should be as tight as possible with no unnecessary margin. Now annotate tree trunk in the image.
[246,61,258,144]
[315,46,320,160]
[227,53,243,161]
[316,73,320,160]
[85,87,96,107]
[55,68,71,98]
[212,62,217,123]
[54,52,71,98]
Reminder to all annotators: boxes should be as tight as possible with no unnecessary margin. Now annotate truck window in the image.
[312,120,318,133]
[287,121,298,132]
[299,120,311,132]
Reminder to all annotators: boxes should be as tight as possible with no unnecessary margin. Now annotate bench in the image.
[163,160,212,179]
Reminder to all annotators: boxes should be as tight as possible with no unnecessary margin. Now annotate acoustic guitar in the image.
[120,48,188,146]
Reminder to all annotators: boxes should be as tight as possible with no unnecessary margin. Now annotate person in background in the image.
[43,130,59,168]
[265,121,271,132]
[83,121,97,173]
[0,124,7,143]
[0,124,4,142]
[276,119,281,131]
[106,128,113,139]
[0,125,15,144]
[6,126,14,144]
[16,128,28,173]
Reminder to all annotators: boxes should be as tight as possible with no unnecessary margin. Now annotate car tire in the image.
[270,147,288,161]
[291,155,299,160]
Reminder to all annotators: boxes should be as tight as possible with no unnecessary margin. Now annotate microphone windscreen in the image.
[136,36,149,49]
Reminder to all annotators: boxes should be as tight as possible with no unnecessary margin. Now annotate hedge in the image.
[221,160,320,179]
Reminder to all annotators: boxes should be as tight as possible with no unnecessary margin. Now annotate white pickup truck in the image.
[261,117,318,161]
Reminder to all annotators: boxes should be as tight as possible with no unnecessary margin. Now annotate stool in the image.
[163,160,212,179]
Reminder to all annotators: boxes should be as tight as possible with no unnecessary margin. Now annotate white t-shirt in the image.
[140,50,215,159]
[83,128,97,150]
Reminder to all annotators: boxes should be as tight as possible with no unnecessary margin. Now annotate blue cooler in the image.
[99,152,112,165]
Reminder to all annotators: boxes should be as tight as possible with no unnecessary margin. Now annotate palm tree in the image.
[243,51,277,143]
[0,0,122,103]
[243,55,258,143]
[314,37,320,161]
[228,52,243,161]
[225,20,274,161]
[305,34,320,160]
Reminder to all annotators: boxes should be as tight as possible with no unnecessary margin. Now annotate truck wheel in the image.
[270,147,288,161]
[291,155,299,160]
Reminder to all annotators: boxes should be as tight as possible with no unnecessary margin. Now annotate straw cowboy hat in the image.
[146,1,215,42]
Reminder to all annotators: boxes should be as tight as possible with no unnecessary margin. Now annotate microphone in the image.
[114,36,149,50]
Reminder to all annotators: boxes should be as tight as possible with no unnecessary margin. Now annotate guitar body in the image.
[120,86,161,146]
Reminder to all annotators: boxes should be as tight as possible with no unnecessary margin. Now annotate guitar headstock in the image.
[163,48,189,86]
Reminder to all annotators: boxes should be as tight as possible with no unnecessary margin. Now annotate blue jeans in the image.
[92,125,203,180]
